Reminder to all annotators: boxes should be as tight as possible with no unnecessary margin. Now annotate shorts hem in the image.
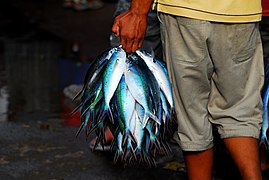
[218,127,261,140]
[174,137,214,151]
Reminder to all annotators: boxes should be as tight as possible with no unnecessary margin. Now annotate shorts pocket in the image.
[231,23,258,63]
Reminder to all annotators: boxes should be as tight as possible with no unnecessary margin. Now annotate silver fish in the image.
[124,59,160,128]
[103,47,126,122]
[136,50,174,109]
[116,75,136,134]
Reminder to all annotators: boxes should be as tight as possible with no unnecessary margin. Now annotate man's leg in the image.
[184,148,214,180]
[224,137,262,180]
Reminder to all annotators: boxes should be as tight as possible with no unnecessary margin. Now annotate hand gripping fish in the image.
[75,46,177,166]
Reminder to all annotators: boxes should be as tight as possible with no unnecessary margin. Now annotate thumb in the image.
[112,21,120,36]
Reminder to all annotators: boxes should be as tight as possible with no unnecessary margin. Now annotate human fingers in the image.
[127,38,136,53]
[131,38,141,53]
[123,37,135,53]
[112,20,119,36]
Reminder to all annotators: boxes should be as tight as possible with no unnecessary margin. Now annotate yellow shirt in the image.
[154,0,262,22]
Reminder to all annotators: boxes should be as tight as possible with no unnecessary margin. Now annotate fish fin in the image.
[142,112,161,129]
[110,138,116,151]
[69,103,82,116]
[145,156,156,167]
[149,157,157,168]
[259,136,269,150]
[123,130,137,147]
[160,141,172,156]
[152,138,162,152]
[96,109,106,126]
[80,105,91,118]
[92,136,102,151]
[142,116,149,128]
[122,132,137,162]
[164,109,177,138]
[113,151,120,163]
[72,89,83,101]
[135,149,142,161]
[129,130,138,145]
[88,111,108,137]
[107,106,115,124]
[87,122,100,136]
[129,145,137,161]
[122,133,128,148]
[148,112,161,126]
[75,121,85,137]
[75,111,91,137]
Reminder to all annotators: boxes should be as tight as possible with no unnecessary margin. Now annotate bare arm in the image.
[112,0,153,53]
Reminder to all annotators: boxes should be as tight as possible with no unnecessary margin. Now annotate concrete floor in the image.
[0,0,268,179]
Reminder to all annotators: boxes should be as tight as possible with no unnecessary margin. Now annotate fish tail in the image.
[110,138,117,151]
[145,156,152,167]
[76,111,91,137]
[80,105,91,118]
[107,106,115,124]
[142,116,149,128]
[91,136,104,151]
[122,130,137,146]
[113,151,121,163]
[137,150,150,166]
[69,103,82,116]
[165,109,178,137]
[161,141,172,155]
[149,112,161,125]
[96,126,107,149]
[87,123,98,136]
[146,156,156,168]
[103,104,114,124]
[142,112,160,128]
[96,109,106,125]
[130,145,137,161]
[260,136,269,150]
[152,138,162,152]
[72,89,83,102]
[150,157,157,168]
[124,145,137,162]
[75,121,85,137]
[122,132,137,161]
[135,149,142,161]
[87,119,104,136]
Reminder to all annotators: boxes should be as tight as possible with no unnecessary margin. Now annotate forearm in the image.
[129,0,153,16]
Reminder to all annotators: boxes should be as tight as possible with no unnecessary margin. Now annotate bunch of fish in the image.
[260,64,269,150]
[74,46,177,166]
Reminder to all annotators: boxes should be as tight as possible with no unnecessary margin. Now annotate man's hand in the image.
[111,0,153,53]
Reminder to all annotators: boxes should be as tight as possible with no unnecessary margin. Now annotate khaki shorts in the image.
[159,13,264,151]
